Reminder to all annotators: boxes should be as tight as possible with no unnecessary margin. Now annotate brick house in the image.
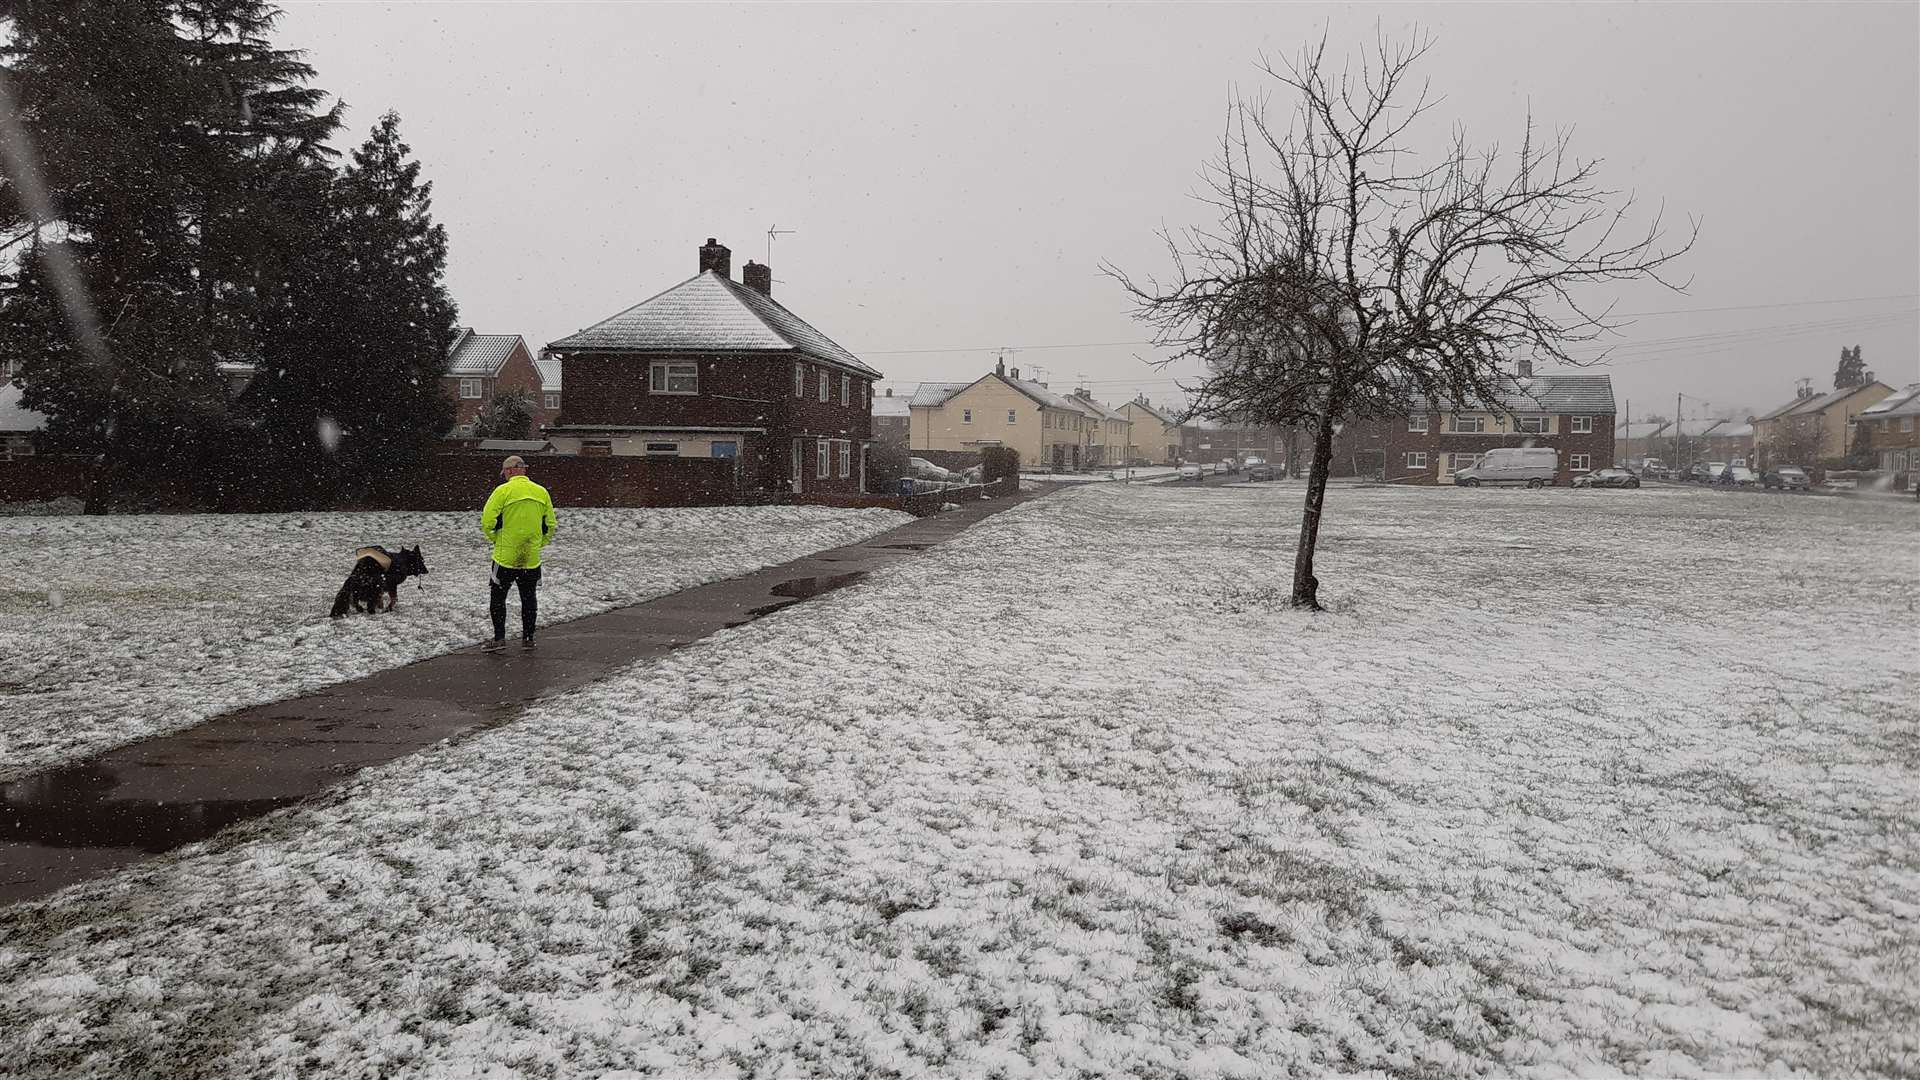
[1182,422,1291,465]
[1,375,45,461]
[445,329,542,435]
[534,353,562,428]
[872,387,910,446]
[544,239,880,495]
[1855,382,1920,480]
[1356,374,1616,485]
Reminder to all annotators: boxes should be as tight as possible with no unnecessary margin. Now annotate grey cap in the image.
[501,455,527,470]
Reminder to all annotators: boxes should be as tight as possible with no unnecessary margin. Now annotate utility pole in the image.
[1675,392,1682,471]
[1624,399,1630,469]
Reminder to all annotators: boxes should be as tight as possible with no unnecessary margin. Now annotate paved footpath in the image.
[0,490,1051,905]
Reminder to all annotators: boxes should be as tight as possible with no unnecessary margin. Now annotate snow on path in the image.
[0,505,911,779]
[1,484,1915,1077]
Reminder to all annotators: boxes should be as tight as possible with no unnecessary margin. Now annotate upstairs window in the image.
[794,363,805,398]
[1450,415,1485,434]
[458,378,482,399]
[817,370,829,402]
[1517,416,1549,434]
[963,408,973,424]
[1571,416,1594,434]
[840,374,850,406]
[650,362,698,395]
[1408,414,1429,433]
[543,393,560,411]
[1007,409,1017,424]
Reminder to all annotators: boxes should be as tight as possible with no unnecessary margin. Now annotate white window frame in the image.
[1903,417,1914,433]
[1451,452,1479,471]
[1451,415,1485,434]
[794,363,805,398]
[458,378,482,400]
[840,374,850,406]
[1407,414,1429,433]
[818,370,829,402]
[1571,416,1593,434]
[649,361,698,395]
[962,408,973,424]
[1570,453,1592,471]
[543,392,560,411]
[1517,416,1549,434]
[837,440,851,478]
[1405,451,1427,469]
[1007,409,1017,424]
[816,440,830,478]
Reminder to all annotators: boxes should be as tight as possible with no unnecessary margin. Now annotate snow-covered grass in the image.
[3,484,1916,1077]
[0,504,911,779]
[1020,466,1180,483]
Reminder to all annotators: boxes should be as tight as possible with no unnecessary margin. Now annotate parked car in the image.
[1246,461,1276,481]
[958,464,984,484]
[1453,447,1557,488]
[1211,460,1233,475]
[907,457,957,483]
[1719,465,1756,486]
[1762,466,1810,491]
[1177,463,1204,481]
[1573,467,1640,489]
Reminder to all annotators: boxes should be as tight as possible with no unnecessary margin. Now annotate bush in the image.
[866,440,910,492]
[981,446,1021,485]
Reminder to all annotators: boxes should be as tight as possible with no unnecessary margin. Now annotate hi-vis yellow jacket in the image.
[480,475,557,569]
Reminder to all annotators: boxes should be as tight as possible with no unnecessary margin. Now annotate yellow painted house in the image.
[1120,397,1183,464]
[909,363,1096,470]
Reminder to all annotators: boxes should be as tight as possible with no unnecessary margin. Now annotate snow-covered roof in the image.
[908,382,972,408]
[1671,418,1729,438]
[1615,421,1666,439]
[535,358,561,393]
[1774,382,1891,419]
[448,330,525,376]
[1415,374,1615,415]
[548,271,879,378]
[1712,422,1754,439]
[1125,399,1182,426]
[1859,383,1920,418]
[0,382,46,433]
[1069,394,1126,422]
[1005,376,1081,413]
[872,393,910,418]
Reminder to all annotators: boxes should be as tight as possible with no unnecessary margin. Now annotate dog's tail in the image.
[330,580,353,618]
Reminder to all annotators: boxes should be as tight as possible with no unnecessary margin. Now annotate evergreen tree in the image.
[1833,345,1869,390]
[0,0,340,504]
[472,389,536,440]
[249,111,455,504]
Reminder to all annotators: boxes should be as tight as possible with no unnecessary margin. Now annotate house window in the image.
[1451,452,1479,471]
[543,393,560,411]
[818,370,829,402]
[963,408,973,424]
[1,435,32,461]
[837,440,851,478]
[794,363,805,398]
[816,440,830,478]
[458,378,482,399]
[1450,415,1485,433]
[649,362,698,395]
[1405,451,1427,469]
[1571,416,1593,434]
[1517,416,1549,434]
[1903,417,1914,433]
[1570,453,1591,471]
[644,441,679,454]
[840,374,850,406]
[1007,409,1017,424]
[1408,414,1429,433]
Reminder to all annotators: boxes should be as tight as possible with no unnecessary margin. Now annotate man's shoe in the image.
[520,635,536,649]
[483,638,507,653]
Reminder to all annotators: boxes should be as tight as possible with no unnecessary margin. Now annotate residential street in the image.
[3,483,1914,1077]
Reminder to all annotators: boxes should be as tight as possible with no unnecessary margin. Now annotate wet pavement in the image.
[0,491,1049,905]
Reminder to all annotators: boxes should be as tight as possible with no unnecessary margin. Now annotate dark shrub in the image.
[981,446,1021,485]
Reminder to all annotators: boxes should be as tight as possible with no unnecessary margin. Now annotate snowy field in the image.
[0,505,911,779]
[1019,466,1179,484]
[3,483,1917,1077]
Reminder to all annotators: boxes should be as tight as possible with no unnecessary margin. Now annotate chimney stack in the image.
[996,358,1006,377]
[742,260,772,296]
[1010,367,1020,380]
[1515,356,1533,378]
[698,237,731,278]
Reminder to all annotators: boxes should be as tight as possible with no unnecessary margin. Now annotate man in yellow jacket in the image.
[480,455,557,649]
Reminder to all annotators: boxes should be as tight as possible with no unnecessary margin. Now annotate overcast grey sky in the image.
[280,1,1917,422]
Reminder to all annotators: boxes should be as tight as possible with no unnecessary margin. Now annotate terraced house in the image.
[909,361,1094,470]
[1362,372,1616,485]
[543,239,880,495]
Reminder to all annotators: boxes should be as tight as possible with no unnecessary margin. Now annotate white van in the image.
[1453,447,1558,488]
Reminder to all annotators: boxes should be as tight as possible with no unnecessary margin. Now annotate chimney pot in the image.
[1010,367,1020,380]
[742,260,772,296]
[885,387,893,397]
[698,238,732,278]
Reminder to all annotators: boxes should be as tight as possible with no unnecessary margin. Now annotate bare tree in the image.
[1107,30,1693,609]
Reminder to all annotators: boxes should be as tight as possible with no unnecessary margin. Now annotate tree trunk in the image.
[1290,408,1338,610]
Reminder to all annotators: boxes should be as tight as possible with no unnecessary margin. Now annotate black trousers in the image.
[489,563,541,640]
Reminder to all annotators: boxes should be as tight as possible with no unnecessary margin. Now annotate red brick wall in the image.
[366,454,741,511]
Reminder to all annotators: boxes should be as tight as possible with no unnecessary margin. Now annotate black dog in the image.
[330,545,429,617]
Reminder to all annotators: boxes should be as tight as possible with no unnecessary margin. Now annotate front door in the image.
[791,439,803,493]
